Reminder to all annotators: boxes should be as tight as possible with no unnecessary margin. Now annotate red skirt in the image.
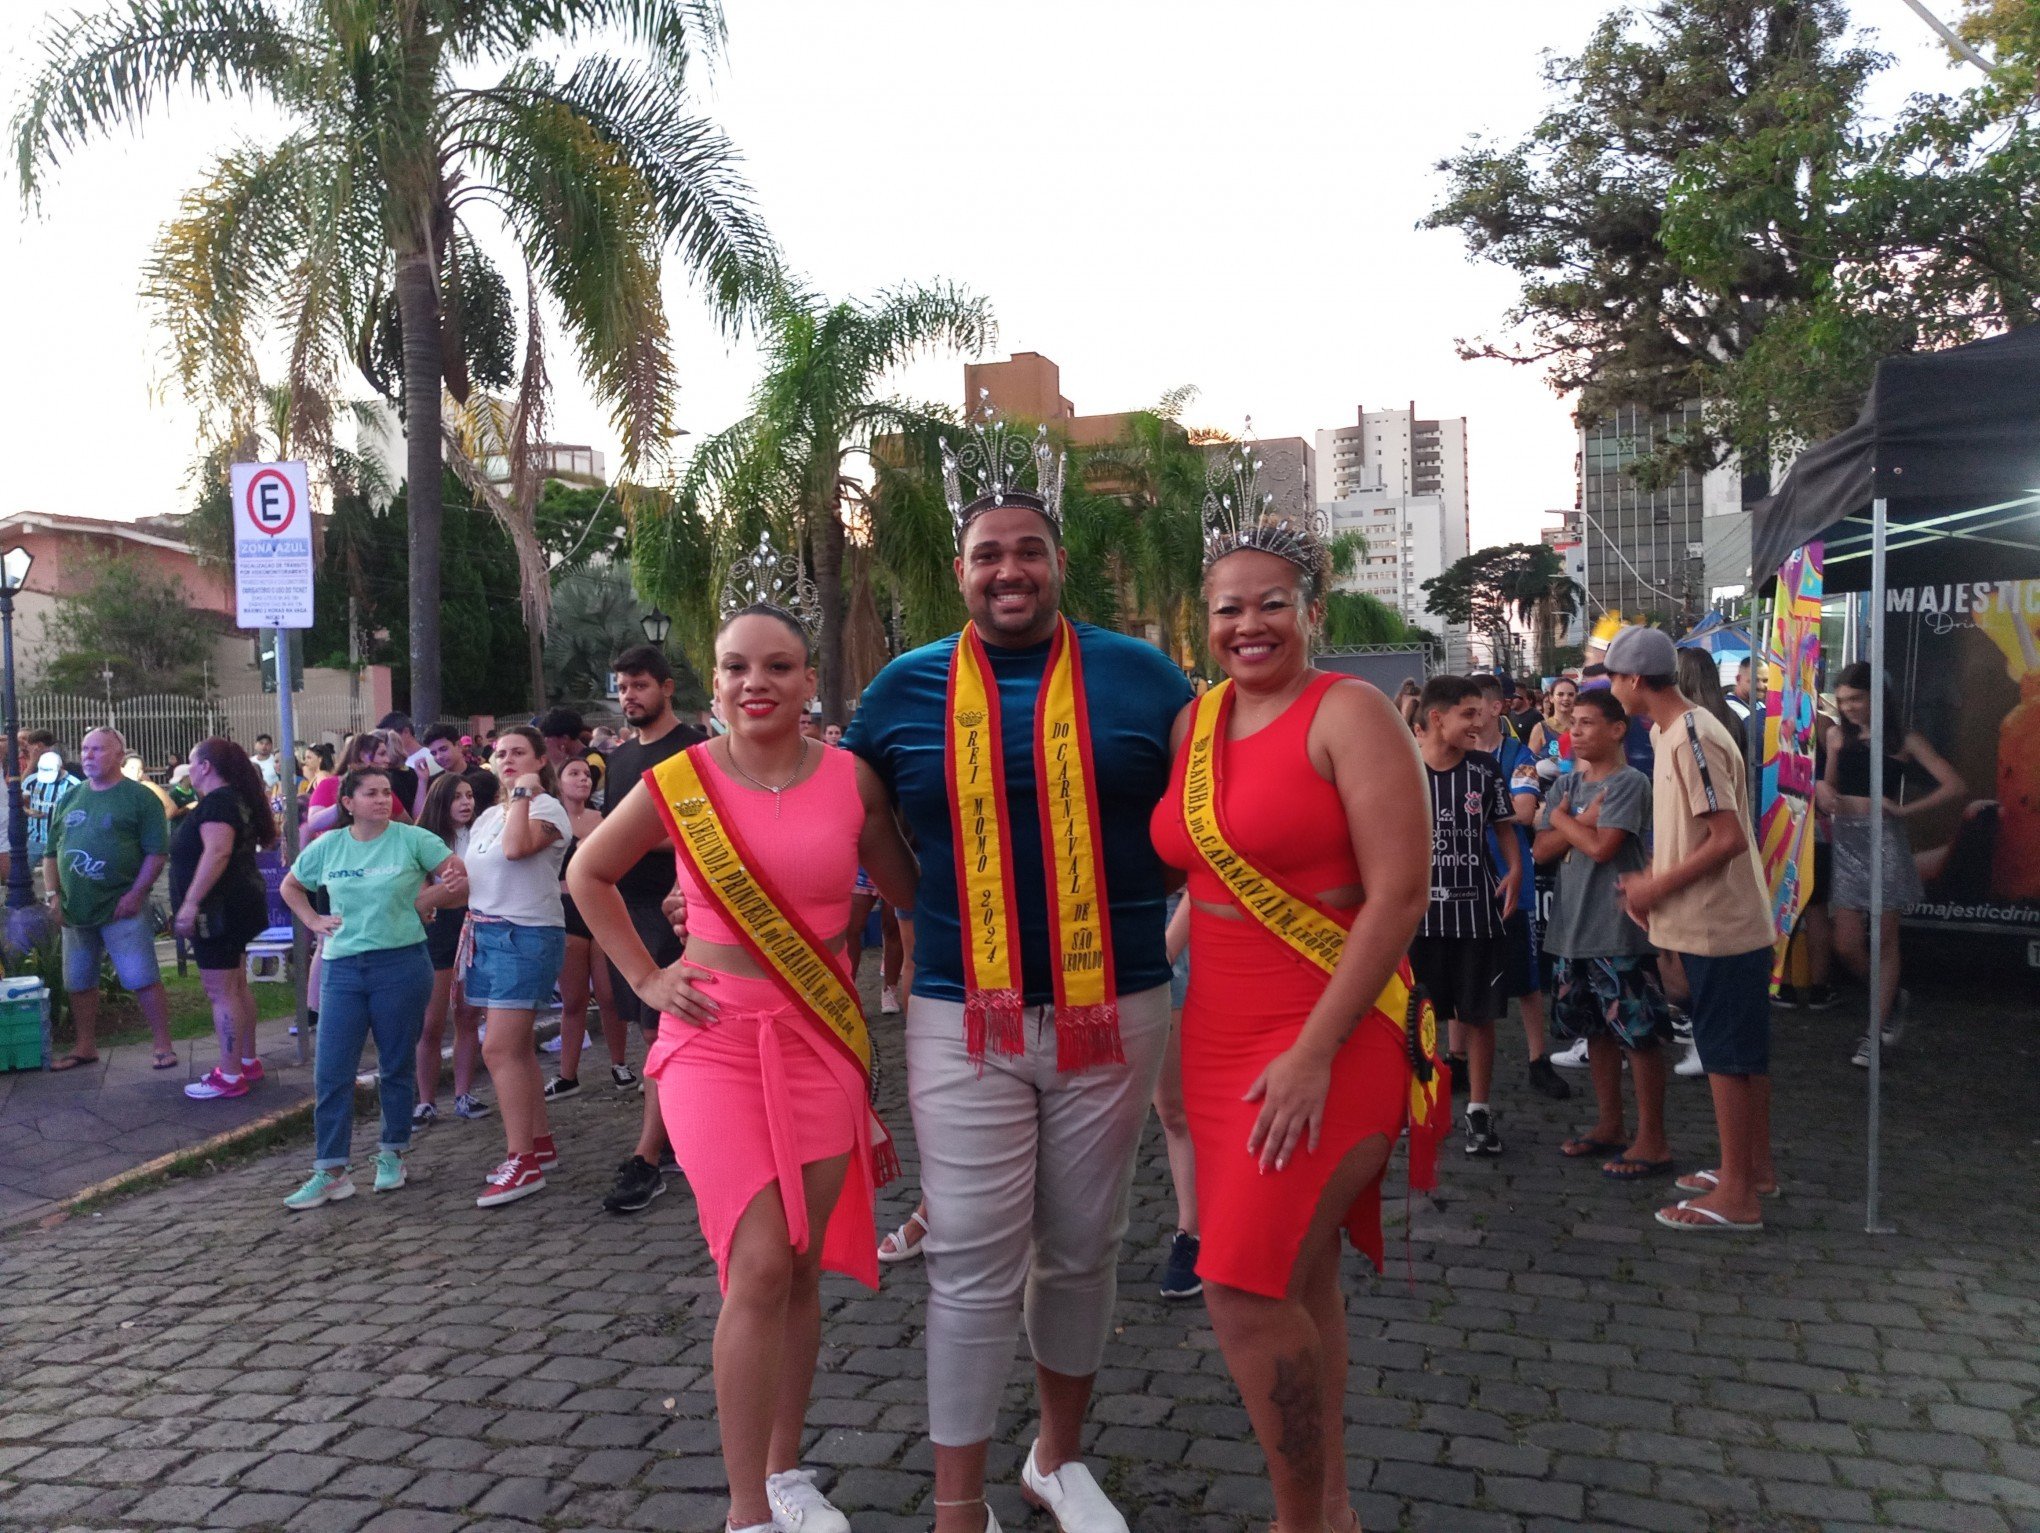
[1181,908,1411,1299]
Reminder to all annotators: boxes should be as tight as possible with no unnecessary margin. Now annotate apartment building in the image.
[1315,404,1470,566]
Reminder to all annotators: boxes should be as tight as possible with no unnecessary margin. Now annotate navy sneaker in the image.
[1159,1231,1202,1300]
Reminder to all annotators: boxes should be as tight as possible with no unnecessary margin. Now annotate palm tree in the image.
[1076,396,1210,663]
[1502,543,1584,675]
[13,0,774,723]
[544,564,651,705]
[642,278,994,722]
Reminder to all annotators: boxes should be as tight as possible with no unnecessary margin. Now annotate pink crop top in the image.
[672,742,864,947]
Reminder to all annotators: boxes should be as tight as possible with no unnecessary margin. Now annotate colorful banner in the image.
[1758,541,1824,985]
[1879,578,2040,933]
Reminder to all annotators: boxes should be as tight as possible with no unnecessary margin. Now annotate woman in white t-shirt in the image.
[463,725,573,1208]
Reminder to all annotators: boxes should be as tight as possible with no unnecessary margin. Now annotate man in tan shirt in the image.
[1605,627,1777,1234]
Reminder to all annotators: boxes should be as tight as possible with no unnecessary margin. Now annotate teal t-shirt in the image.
[49,778,169,928]
[290,821,448,960]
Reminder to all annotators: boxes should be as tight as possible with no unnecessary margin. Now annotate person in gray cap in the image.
[1604,626,1778,1233]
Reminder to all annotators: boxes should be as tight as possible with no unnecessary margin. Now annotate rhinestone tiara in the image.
[941,389,1066,541]
[1200,420,1330,581]
[720,529,821,636]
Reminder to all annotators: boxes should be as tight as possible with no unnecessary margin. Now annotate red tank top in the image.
[1151,672,1363,907]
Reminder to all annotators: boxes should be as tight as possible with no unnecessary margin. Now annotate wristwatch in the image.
[510,786,533,801]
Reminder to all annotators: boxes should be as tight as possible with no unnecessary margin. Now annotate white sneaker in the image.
[1674,1042,1706,1077]
[1020,1441,1125,1533]
[881,985,901,1015]
[1881,988,1909,1047]
[1550,1038,1591,1069]
[765,1467,850,1532]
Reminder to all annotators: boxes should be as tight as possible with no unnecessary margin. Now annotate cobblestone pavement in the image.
[1,973,2035,1533]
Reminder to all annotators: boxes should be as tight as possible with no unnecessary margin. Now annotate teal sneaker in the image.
[373,1150,407,1193]
[284,1167,354,1211]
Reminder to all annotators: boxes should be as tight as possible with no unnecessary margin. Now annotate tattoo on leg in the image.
[1269,1350,1323,1478]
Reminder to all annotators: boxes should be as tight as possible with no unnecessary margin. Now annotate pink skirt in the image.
[647,968,879,1293]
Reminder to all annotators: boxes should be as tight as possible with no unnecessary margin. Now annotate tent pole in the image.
[1865,497,1893,1235]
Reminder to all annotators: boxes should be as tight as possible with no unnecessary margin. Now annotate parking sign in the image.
[231,460,315,629]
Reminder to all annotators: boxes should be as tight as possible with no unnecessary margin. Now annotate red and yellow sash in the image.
[648,745,898,1183]
[1181,679,1446,1188]
[946,617,1121,1072]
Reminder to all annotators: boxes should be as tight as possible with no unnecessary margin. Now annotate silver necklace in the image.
[724,736,809,819]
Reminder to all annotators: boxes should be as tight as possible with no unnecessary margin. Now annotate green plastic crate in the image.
[0,1033,41,1071]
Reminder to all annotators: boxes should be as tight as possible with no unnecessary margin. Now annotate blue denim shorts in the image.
[463,920,566,1010]
[62,913,161,994]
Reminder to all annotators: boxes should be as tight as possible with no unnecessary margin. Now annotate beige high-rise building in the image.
[1315,404,1470,565]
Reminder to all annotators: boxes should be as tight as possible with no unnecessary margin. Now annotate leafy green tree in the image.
[1428,0,2040,481]
[1500,542,1584,675]
[1426,0,1882,478]
[1422,544,1549,671]
[38,554,215,697]
[14,0,775,724]
[1075,397,1209,663]
[305,474,539,717]
[639,278,994,722]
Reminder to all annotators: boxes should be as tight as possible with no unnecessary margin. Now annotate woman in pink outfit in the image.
[572,599,916,1533]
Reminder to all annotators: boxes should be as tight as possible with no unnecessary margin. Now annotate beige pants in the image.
[906,984,1170,1446]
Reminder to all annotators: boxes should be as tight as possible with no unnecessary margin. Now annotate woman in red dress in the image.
[1151,471,1431,1533]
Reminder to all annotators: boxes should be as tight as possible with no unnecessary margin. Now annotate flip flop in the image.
[1674,1169,1781,1198]
[1602,1156,1675,1181]
[152,1051,180,1070]
[49,1052,100,1072]
[1655,1199,1762,1233]
[1561,1135,1629,1158]
[877,1208,928,1264]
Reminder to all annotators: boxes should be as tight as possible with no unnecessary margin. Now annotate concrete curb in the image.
[8,1010,571,1231]
[13,1096,317,1232]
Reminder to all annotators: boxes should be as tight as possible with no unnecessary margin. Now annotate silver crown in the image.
[941,389,1066,539]
[720,529,821,634]
[1200,419,1330,575]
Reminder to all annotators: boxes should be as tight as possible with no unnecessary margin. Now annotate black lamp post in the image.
[2,544,43,943]
[640,608,672,647]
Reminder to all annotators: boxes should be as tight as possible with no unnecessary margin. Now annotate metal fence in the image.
[17,690,375,767]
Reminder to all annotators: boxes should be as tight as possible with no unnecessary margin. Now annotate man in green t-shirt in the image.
[43,727,174,1071]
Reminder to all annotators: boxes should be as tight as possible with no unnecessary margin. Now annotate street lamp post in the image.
[2,545,42,936]
[640,608,672,648]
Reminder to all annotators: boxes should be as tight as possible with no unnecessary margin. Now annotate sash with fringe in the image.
[946,617,1121,1071]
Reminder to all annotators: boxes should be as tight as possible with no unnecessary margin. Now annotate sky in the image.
[0,0,1972,552]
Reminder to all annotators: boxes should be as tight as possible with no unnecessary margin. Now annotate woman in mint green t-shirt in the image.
[279,767,466,1210]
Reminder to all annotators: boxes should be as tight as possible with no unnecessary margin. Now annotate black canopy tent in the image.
[1751,325,2040,591]
[1749,324,2040,1231]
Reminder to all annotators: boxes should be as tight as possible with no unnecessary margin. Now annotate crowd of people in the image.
[18,407,1937,1533]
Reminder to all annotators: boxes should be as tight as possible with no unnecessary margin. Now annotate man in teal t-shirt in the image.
[43,727,174,1070]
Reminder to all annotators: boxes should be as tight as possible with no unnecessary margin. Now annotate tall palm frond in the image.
[13,0,774,721]
[650,276,994,719]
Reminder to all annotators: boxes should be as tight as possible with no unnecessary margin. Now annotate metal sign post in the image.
[1865,496,1894,1236]
[272,627,308,1063]
[231,462,316,1064]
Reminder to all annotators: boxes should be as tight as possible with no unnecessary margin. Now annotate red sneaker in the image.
[532,1134,558,1168]
[476,1155,545,1208]
[183,1068,249,1101]
[240,1059,266,1084]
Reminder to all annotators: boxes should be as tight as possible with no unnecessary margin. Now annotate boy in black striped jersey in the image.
[1409,675,1523,1157]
